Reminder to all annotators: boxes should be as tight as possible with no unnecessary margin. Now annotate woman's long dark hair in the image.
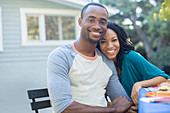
[97,22,134,69]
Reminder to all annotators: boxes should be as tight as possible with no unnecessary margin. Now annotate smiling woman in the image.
[97,22,170,107]
[99,28,120,62]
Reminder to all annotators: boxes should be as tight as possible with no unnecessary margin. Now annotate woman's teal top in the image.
[120,50,170,98]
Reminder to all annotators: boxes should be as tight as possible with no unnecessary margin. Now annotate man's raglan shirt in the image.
[47,43,128,113]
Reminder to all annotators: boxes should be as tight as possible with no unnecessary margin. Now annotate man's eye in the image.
[100,21,106,25]
[89,19,94,22]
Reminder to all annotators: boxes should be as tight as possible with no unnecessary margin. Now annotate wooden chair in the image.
[27,88,51,113]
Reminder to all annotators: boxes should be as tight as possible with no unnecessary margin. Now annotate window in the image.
[20,8,80,46]
[0,7,3,52]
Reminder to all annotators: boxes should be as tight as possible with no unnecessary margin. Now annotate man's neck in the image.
[74,39,97,57]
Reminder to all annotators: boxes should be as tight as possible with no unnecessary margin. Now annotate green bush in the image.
[149,46,170,66]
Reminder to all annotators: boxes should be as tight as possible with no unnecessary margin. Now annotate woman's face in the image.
[99,28,120,61]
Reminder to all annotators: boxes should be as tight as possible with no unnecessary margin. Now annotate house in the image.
[0,0,118,113]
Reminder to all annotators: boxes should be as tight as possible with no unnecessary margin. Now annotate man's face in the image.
[79,5,108,44]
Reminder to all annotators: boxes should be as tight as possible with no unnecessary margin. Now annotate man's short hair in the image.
[81,2,108,18]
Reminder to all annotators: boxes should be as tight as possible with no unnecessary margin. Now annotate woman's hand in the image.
[131,77,167,106]
[131,82,142,106]
[126,105,138,113]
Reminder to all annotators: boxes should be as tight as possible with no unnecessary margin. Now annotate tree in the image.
[100,0,170,58]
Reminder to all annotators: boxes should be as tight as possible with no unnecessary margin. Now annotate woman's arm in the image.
[125,51,169,106]
[131,76,167,106]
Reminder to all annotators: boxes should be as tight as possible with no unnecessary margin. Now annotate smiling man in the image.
[47,2,132,113]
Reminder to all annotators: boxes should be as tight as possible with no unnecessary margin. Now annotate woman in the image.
[97,22,170,106]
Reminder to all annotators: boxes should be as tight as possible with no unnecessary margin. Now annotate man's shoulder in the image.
[48,44,74,60]
[97,49,112,61]
[96,49,108,60]
[50,44,72,54]
[96,49,115,68]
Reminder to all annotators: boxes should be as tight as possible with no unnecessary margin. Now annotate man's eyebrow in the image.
[101,18,107,21]
[88,16,96,19]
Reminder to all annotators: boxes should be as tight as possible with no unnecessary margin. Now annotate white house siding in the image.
[0,0,80,113]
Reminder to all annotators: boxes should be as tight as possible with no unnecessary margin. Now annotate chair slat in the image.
[31,100,51,110]
[27,88,49,99]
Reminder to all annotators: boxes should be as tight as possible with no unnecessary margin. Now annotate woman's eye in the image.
[100,41,106,43]
[112,39,117,42]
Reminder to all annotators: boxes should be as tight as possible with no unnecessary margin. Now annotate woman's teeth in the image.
[107,50,115,53]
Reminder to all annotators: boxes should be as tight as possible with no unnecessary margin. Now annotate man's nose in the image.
[93,22,101,30]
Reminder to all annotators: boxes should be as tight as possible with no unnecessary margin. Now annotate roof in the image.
[47,0,119,17]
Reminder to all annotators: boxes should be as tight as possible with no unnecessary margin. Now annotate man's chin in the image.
[88,38,100,44]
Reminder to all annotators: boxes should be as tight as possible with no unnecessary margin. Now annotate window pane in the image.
[45,16,59,40]
[27,15,39,40]
[62,17,75,40]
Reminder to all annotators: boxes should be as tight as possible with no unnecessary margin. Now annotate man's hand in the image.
[131,82,142,106]
[111,95,132,113]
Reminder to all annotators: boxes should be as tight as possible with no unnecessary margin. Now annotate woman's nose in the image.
[107,42,113,48]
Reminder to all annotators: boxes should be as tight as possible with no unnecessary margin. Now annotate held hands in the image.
[111,95,132,113]
[131,82,142,106]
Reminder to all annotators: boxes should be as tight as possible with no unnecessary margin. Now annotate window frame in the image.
[20,8,80,46]
[0,7,3,52]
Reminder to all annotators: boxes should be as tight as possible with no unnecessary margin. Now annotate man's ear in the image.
[78,17,82,27]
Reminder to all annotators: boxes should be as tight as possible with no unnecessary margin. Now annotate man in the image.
[47,2,132,113]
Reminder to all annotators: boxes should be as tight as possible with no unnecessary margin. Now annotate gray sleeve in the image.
[47,50,73,113]
[106,61,130,101]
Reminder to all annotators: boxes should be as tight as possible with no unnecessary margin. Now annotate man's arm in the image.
[106,64,130,100]
[62,101,116,113]
[63,96,132,113]
[105,76,132,113]
[105,60,132,112]
[47,50,73,113]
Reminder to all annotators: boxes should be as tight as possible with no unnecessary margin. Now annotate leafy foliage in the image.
[153,0,170,21]
[100,0,170,64]
[100,0,169,54]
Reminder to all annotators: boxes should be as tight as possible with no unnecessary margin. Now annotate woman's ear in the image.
[78,17,82,27]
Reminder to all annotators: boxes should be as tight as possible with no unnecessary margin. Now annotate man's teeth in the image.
[92,32,100,35]
[107,50,115,53]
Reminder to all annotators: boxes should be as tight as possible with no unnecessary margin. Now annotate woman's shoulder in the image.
[124,50,147,64]
[124,50,140,58]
